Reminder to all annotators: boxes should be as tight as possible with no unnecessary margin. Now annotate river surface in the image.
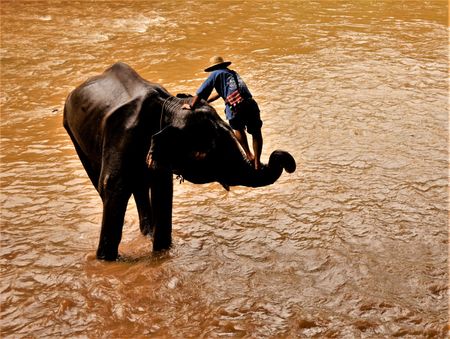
[1,1,448,338]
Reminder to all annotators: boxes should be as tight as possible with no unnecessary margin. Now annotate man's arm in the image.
[207,92,220,103]
[182,72,216,110]
[182,91,218,110]
[182,95,200,110]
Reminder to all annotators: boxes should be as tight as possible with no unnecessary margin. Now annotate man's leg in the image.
[251,128,263,170]
[243,99,263,170]
[234,128,254,162]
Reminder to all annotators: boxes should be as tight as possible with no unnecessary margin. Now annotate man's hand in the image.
[182,95,200,110]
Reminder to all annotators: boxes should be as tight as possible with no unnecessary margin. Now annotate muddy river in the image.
[1,1,448,337]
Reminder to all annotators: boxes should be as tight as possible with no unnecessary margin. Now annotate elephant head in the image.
[148,96,296,189]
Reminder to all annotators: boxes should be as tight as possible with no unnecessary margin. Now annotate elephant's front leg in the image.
[97,176,131,261]
[133,186,152,236]
[150,170,173,251]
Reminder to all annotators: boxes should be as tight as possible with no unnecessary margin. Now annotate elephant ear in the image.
[147,126,181,169]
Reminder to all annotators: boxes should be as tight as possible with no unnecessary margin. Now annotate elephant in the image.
[63,62,296,261]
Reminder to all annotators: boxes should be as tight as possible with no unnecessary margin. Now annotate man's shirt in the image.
[196,68,253,120]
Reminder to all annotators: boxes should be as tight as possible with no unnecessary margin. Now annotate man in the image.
[182,56,264,170]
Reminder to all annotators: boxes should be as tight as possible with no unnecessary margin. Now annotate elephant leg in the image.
[133,186,152,236]
[150,170,173,251]
[97,175,131,261]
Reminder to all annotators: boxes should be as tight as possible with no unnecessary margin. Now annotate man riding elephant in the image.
[63,62,295,261]
[182,56,264,170]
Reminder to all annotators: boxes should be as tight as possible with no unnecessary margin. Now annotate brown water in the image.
[1,1,448,337]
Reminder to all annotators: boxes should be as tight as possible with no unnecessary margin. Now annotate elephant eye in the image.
[193,151,207,160]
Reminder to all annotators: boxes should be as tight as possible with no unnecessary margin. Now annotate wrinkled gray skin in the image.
[63,62,296,261]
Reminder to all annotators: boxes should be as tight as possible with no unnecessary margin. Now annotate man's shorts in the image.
[228,98,263,135]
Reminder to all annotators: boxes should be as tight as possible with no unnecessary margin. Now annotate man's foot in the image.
[254,159,261,170]
[246,152,255,163]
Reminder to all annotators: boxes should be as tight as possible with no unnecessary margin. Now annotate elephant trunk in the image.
[224,150,296,188]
